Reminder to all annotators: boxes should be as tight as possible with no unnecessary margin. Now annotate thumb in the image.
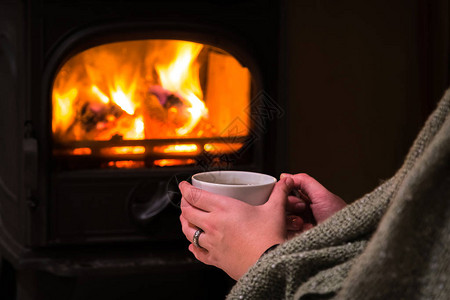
[265,177,294,208]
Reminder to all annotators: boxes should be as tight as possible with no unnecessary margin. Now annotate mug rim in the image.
[191,170,277,188]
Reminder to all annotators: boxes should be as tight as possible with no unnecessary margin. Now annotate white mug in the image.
[191,171,277,206]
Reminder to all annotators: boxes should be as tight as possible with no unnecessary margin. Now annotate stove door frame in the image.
[40,23,269,246]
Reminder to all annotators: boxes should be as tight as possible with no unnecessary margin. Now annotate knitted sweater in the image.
[227,89,450,300]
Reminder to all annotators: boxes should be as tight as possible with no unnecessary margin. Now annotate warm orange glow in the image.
[153,144,199,155]
[52,88,78,135]
[53,147,93,156]
[72,147,92,155]
[111,85,136,115]
[52,39,252,165]
[154,159,196,167]
[91,85,110,104]
[52,40,251,141]
[100,146,146,156]
[107,160,145,168]
[204,143,243,154]
[154,42,207,135]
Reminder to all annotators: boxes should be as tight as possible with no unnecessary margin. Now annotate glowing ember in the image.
[204,143,243,154]
[154,159,196,167]
[106,161,145,168]
[153,144,199,155]
[100,146,146,155]
[124,116,145,140]
[72,147,92,155]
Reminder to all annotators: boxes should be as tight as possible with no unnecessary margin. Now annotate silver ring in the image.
[193,229,204,248]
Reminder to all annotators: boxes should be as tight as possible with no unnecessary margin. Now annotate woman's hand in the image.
[179,177,294,280]
[282,173,347,232]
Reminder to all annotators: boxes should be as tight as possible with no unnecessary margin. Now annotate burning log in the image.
[79,101,123,133]
[142,86,192,138]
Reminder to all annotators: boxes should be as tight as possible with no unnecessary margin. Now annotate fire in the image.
[154,159,196,167]
[91,85,109,104]
[52,88,78,134]
[106,160,145,169]
[155,43,207,135]
[72,147,92,155]
[100,146,146,156]
[204,143,243,154]
[52,39,251,160]
[153,144,199,155]
[111,89,131,114]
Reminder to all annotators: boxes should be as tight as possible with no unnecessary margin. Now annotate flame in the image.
[52,40,251,165]
[52,88,78,134]
[111,85,135,115]
[155,43,208,135]
[123,116,145,139]
[52,41,212,142]
[177,92,207,135]
[91,85,110,104]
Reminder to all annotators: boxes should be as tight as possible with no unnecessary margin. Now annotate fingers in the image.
[188,244,211,265]
[180,214,213,266]
[178,181,225,212]
[266,177,294,208]
[286,195,307,213]
[292,188,311,204]
[180,213,211,250]
[281,173,328,203]
[180,197,209,231]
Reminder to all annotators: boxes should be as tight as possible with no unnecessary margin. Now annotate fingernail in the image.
[291,217,301,230]
[178,181,188,189]
[280,173,293,179]
[284,177,294,187]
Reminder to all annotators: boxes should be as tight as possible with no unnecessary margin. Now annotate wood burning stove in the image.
[49,37,261,245]
[0,0,284,299]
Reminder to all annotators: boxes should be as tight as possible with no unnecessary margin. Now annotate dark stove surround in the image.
[0,0,284,298]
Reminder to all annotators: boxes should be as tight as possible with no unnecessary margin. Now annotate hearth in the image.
[0,0,283,299]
